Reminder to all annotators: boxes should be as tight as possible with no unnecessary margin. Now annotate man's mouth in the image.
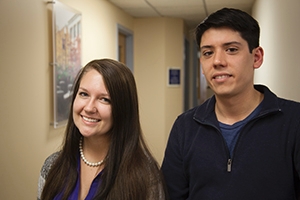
[214,74,231,79]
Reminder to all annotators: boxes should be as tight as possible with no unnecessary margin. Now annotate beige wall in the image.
[0,0,184,199]
[134,17,184,164]
[253,0,300,101]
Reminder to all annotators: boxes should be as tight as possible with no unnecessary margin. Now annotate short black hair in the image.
[195,8,260,52]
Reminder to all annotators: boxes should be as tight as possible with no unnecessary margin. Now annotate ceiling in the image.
[107,0,256,29]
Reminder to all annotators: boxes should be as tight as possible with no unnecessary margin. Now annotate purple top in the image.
[54,155,103,200]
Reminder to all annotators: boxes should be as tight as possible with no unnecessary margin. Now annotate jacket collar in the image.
[193,85,281,125]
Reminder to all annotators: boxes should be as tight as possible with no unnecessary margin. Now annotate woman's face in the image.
[73,69,113,139]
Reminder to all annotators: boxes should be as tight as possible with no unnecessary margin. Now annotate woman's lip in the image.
[81,115,100,122]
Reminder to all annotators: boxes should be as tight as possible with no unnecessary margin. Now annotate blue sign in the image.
[169,68,180,86]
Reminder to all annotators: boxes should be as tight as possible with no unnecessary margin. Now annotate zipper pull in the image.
[227,159,232,172]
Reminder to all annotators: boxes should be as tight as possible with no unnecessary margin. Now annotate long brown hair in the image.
[41,59,166,199]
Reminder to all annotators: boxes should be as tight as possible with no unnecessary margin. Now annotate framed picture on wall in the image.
[51,0,82,128]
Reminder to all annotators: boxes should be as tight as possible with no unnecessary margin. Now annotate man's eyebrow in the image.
[200,45,213,50]
[200,41,242,50]
[223,41,242,46]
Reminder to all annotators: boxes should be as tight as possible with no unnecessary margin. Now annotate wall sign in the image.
[168,68,181,87]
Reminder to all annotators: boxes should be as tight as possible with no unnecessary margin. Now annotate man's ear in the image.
[253,46,264,69]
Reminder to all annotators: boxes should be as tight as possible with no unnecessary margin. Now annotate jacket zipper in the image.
[193,99,281,174]
[227,159,232,172]
[225,115,264,173]
[194,118,233,173]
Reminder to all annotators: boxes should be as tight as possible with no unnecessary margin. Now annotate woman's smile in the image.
[81,115,101,123]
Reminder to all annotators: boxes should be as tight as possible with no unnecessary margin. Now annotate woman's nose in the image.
[84,100,97,113]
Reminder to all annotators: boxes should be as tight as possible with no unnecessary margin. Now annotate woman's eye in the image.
[100,98,111,104]
[78,92,88,97]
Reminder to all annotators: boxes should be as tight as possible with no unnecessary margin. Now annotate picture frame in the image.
[51,0,82,128]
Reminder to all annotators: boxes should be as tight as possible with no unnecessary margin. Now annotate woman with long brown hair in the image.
[38,59,167,200]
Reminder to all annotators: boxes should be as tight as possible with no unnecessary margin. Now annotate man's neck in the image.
[215,89,264,125]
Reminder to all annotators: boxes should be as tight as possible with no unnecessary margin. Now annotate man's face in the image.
[199,27,263,98]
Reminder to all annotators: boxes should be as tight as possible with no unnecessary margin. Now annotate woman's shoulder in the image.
[40,151,61,179]
[38,151,61,199]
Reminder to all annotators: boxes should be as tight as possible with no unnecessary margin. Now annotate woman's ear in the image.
[253,46,264,69]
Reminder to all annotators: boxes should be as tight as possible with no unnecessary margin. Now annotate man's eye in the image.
[227,48,238,53]
[202,51,213,57]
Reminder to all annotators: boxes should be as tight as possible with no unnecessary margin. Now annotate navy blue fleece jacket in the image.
[162,85,300,200]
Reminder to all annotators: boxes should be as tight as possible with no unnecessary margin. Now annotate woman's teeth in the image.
[83,116,99,122]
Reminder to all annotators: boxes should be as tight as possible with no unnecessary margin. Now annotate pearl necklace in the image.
[79,137,104,167]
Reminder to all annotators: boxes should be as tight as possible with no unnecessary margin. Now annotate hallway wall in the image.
[253,0,300,101]
[134,17,184,163]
